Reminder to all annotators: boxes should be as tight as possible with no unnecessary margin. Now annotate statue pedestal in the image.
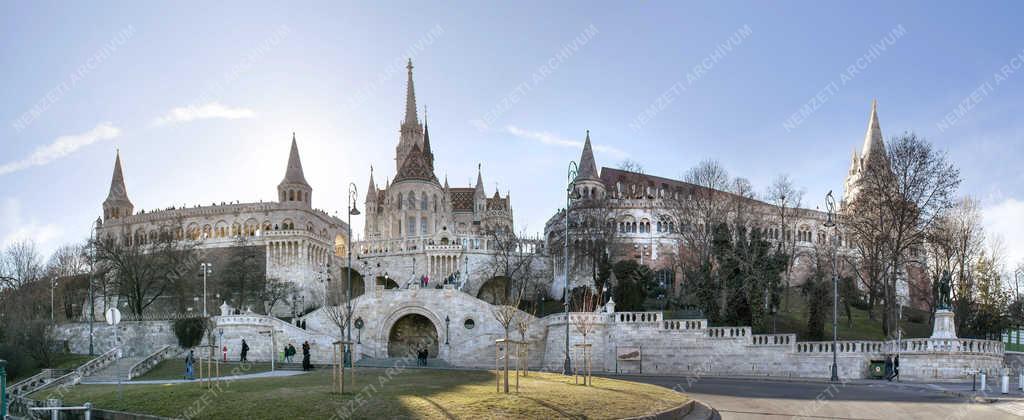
[930,309,957,339]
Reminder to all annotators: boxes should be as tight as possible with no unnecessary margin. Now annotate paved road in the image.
[612,375,1023,419]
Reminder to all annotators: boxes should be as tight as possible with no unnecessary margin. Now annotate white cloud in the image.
[504,125,627,158]
[0,198,63,252]
[153,102,255,126]
[0,122,120,176]
[983,197,1024,267]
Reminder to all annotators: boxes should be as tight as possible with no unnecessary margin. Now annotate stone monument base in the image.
[931,309,957,339]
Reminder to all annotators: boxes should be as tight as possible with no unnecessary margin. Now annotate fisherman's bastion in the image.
[51,61,1002,386]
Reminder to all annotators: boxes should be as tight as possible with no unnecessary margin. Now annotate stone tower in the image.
[278,133,312,207]
[842,100,887,206]
[574,130,606,199]
[102,150,133,221]
[395,59,424,172]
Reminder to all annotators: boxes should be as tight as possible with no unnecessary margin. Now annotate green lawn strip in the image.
[133,360,273,381]
[33,368,686,419]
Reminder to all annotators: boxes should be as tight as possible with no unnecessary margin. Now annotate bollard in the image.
[980,372,987,391]
[1018,368,1023,391]
[84,402,93,420]
[47,398,61,420]
[1,359,7,420]
[1002,371,1010,394]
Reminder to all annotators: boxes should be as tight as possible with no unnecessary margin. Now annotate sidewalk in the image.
[80,369,308,385]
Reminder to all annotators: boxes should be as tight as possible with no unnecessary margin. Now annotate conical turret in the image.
[102,150,134,221]
[576,130,600,181]
[277,133,313,206]
[861,100,886,164]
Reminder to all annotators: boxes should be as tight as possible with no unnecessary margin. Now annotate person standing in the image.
[185,350,195,380]
[884,355,894,381]
[240,339,250,362]
[893,354,900,381]
[302,341,311,371]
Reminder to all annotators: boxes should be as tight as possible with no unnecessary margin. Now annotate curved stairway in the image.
[79,356,144,383]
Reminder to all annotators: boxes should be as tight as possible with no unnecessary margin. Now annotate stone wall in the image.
[53,290,1004,382]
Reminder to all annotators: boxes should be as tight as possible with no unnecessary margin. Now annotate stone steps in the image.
[356,357,452,369]
[80,357,143,383]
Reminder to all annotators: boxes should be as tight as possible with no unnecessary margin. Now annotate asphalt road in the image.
[611,375,1023,419]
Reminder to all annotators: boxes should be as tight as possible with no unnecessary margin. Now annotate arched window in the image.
[433,194,438,212]
[288,190,295,201]
[408,193,416,210]
[420,216,428,235]
[420,192,428,211]
[397,193,403,210]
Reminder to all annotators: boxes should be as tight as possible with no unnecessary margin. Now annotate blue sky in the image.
[2,1,1022,265]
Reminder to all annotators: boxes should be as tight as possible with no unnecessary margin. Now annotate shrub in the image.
[173,317,207,349]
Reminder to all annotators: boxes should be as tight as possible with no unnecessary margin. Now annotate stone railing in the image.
[128,345,178,380]
[31,347,120,395]
[707,327,750,339]
[6,369,63,398]
[795,340,886,354]
[616,312,662,324]
[897,338,1004,355]
[751,334,796,346]
[663,319,706,331]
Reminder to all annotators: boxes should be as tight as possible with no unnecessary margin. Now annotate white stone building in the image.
[352,60,540,299]
[95,136,349,311]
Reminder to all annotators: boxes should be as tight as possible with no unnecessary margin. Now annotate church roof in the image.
[449,188,475,212]
[576,130,600,181]
[279,134,310,187]
[393,142,438,183]
[104,150,132,205]
[404,59,418,126]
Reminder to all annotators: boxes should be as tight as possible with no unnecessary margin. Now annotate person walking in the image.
[893,354,900,381]
[302,341,311,371]
[885,355,894,381]
[240,339,250,362]
[185,349,195,380]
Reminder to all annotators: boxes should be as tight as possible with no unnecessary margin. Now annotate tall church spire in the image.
[404,59,418,126]
[861,99,886,163]
[576,130,600,181]
[102,150,133,221]
[367,165,377,196]
[475,163,484,191]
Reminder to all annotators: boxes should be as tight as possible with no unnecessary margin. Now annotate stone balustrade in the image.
[616,312,662,324]
[707,327,750,339]
[663,319,706,330]
[751,334,796,346]
[128,345,178,380]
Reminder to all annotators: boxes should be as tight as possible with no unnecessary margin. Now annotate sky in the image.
[1,1,1022,267]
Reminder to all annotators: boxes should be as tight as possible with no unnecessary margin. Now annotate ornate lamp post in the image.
[445,315,450,345]
[346,182,360,366]
[824,191,839,383]
[563,160,581,375]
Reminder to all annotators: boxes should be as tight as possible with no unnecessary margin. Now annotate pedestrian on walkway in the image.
[892,354,900,381]
[241,339,250,362]
[885,355,894,381]
[185,349,195,380]
[302,341,311,371]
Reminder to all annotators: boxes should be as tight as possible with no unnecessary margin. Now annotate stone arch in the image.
[379,307,444,359]
[376,276,399,289]
[476,276,511,305]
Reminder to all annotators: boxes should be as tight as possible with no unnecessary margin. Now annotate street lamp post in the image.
[346,182,361,367]
[51,276,57,324]
[824,191,839,383]
[563,160,580,375]
[200,263,213,317]
[1015,267,1023,301]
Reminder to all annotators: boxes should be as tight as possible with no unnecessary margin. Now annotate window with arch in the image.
[420,192,428,211]
[433,194,438,212]
[397,192,403,210]
[420,216,428,235]
[408,193,416,210]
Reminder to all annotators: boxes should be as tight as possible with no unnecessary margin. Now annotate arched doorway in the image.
[477,276,510,305]
[387,314,438,358]
[376,276,399,289]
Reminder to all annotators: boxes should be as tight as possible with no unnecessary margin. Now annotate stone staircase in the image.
[356,357,452,369]
[80,356,144,383]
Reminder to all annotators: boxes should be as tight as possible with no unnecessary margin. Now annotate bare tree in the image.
[261,277,297,316]
[90,228,197,316]
[569,287,599,385]
[764,174,805,306]
[221,236,266,311]
[845,132,961,337]
[0,240,44,289]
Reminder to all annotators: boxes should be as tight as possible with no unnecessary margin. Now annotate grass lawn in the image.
[10,353,94,383]
[771,288,932,341]
[34,368,687,419]
[134,360,273,381]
